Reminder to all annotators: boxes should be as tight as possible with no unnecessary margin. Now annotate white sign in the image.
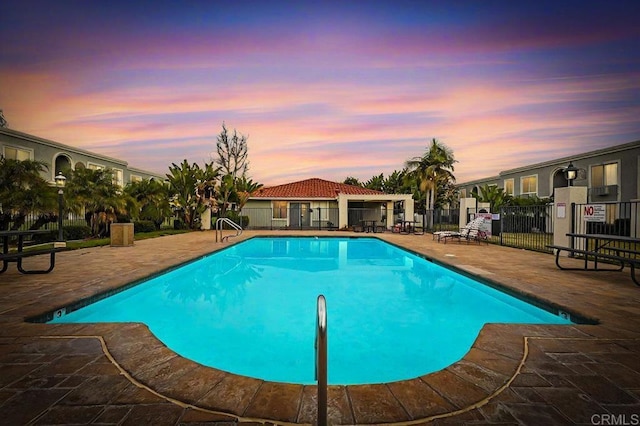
[583,204,606,222]
[474,213,493,237]
[557,202,566,219]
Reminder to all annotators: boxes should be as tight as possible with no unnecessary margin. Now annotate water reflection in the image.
[162,253,263,315]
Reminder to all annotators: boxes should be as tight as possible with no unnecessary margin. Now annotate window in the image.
[87,163,105,170]
[3,145,32,161]
[113,169,124,187]
[459,188,467,198]
[272,201,287,219]
[504,179,514,196]
[520,175,537,195]
[130,175,142,183]
[591,163,618,187]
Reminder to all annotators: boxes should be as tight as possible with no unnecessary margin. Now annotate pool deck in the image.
[1,230,639,425]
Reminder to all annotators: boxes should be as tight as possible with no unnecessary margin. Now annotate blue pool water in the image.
[49,237,572,385]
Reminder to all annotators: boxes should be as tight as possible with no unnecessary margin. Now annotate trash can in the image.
[110,223,134,247]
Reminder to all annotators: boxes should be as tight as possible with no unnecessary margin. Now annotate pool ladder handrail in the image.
[315,295,327,426]
[215,217,242,242]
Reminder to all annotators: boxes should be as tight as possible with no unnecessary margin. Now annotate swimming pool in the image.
[48,237,574,385]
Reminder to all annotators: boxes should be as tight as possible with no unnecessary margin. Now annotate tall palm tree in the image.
[405,139,456,222]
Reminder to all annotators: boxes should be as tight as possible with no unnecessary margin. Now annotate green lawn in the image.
[15,229,191,252]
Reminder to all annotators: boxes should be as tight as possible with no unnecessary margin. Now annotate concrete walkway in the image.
[1,230,639,425]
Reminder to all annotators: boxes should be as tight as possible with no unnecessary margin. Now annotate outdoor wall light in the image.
[55,172,66,242]
[564,161,578,186]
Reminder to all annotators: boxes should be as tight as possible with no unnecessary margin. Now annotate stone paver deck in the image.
[1,230,639,425]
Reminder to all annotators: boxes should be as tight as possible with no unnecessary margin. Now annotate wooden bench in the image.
[546,244,640,286]
[0,247,65,274]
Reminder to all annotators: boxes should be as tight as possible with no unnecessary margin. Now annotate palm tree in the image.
[166,160,220,229]
[65,167,134,237]
[383,169,412,194]
[0,156,57,230]
[343,177,362,187]
[405,139,456,225]
[235,176,263,211]
[364,174,385,192]
[125,179,172,230]
[472,184,513,212]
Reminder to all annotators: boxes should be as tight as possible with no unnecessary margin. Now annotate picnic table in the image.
[360,220,377,233]
[547,233,640,286]
[1,229,63,274]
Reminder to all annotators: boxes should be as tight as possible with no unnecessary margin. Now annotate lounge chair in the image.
[435,218,487,244]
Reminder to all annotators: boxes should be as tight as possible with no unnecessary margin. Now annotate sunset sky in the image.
[1,1,639,185]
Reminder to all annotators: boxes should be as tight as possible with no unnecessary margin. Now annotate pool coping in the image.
[4,230,640,424]
[20,234,602,424]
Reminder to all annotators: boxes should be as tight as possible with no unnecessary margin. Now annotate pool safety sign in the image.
[583,204,606,222]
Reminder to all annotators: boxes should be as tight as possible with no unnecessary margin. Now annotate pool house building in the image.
[242,178,414,230]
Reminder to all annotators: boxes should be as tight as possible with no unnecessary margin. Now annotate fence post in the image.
[570,202,575,251]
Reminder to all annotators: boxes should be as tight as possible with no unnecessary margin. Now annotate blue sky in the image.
[1,0,639,185]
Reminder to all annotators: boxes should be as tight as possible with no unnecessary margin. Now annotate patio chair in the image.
[437,218,486,244]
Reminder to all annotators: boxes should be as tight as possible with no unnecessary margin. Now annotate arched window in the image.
[54,154,72,177]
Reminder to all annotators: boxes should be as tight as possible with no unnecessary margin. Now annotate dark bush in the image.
[134,220,156,233]
[32,230,57,244]
[32,225,91,243]
[64,225,92,240]
[116,213,131,223]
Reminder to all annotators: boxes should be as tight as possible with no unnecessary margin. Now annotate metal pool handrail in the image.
[315,295,327,426]
[214,218,242,242]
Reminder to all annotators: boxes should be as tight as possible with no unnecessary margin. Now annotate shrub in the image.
[116,213,131,223]
[134,220,156,233]
[65,225,92,240]
[32,225,91,243]
[224,211,249,228]
[32,230,56,244]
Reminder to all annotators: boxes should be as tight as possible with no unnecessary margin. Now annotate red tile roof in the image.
[252,178,384,199]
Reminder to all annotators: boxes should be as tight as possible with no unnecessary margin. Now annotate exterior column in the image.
[458,198,477,229]
[337,195,349,229]
[403,195,414,222]
[386,201,394,230]
[201,206,212,230]
[553,186,588,255]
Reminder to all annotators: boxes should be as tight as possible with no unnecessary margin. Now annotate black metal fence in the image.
[237,207,341,230]
[497,205,554,252]
[572,201,639,238]
[462,205,554,252]
[236,207,397,230]
[0,210,88,244]
[13,201,638,255]
[419,209,460,232]
[0,210,87,233]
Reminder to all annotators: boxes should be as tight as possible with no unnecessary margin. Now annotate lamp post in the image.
[55,172,66,242]
[564,161,578,187]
